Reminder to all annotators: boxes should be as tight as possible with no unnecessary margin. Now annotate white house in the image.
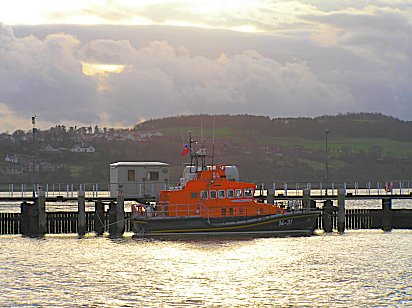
[70,144,96,153]
[4,154,18,163]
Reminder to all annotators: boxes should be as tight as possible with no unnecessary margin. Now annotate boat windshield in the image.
[244,188,254,197]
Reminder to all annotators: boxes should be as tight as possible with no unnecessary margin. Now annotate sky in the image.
[0,0,411,132]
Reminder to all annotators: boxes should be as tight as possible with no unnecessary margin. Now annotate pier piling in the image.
[94,200,105,236]
[28,200,39,237]
[108,201,118,237]
[338,189,345,234]
[303,189,310,209]
[116,193,125,237]
[382,197,392,232]
[38,188,46,236]
[322,200,334,233]
[20,201,29,236]
[267,189,274,205]
[77,189,86,237]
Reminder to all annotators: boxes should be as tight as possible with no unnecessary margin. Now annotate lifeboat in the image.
[131,137,320,238]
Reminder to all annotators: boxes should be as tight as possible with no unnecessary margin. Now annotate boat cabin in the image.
[158,164,285,218]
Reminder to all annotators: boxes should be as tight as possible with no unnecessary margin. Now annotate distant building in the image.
[43,144,67,152]
[4,154,18,163]
[70,144,96,153]
[40,162,63,173]
[109,162,169,198]
[0,164,23,175]
[44,145,58,152]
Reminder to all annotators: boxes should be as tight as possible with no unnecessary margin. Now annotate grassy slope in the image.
[140,114,412,182]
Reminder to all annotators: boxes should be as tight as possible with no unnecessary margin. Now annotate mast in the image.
[189,130,193,169]
[211,115,215,169]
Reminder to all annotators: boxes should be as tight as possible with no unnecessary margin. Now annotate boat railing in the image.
[155,202,212,222]
[153,201,315,224]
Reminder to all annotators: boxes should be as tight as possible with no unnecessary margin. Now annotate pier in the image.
[0,180,411,237]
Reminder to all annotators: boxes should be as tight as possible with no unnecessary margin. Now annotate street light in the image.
[32,115,36,197]
[324,129,330,194]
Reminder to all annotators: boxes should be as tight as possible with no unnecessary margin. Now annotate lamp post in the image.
[32,115,36,197]
[324,129,330,194]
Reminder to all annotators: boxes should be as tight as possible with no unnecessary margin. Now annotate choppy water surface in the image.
[1,231,411,307]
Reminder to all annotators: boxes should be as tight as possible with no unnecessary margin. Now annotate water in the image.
[1,231,411,307]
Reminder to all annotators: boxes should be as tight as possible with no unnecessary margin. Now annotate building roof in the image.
[110,162,169,167]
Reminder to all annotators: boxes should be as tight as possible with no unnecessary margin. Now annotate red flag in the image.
[181,145,189,156]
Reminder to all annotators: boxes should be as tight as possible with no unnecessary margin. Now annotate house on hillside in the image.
[70,143,96,153]
[40,162,63,172]
[4,154,19,163]
[0,163,23,175]
[43,144,67,152]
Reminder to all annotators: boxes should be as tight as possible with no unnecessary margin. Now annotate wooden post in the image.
[28,200,39,236]
[108,201,117,237]
[94,200,105,236]
[322,200,334,233]
[116,191,125,237]
[38,187,46,236]
[78,189,86,237]
[303,189,310,209]
[382,197,392,232]
[338,189,345,234]
[267,189,274,205]
[20,201,29,236]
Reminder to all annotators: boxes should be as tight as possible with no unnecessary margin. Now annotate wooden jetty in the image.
[0,182,412,237]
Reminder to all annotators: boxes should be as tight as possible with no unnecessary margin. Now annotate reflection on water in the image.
[1,231,411,307]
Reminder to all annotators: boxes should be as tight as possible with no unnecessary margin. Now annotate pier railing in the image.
[1,180,411,199]
[0,183,111,199]
[0,181,167,199]
[255,180,412,197]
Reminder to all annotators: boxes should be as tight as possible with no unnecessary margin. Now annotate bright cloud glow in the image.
[81,62,126,76]
[0,0,312,33]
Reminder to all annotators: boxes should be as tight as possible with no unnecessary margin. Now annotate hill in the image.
[1,113,412,185]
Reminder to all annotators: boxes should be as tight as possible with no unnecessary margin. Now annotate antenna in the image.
[189,130,193,168]
[200,112,203,146]
[211,115,215,168]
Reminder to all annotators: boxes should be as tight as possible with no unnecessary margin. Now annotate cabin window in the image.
[210,190,217,199]
[147,171,159,181]
[244,188,254,197]
[191,192,198,199]
[218,190,225,199]
[229,208,234,216]
[227,189,234,198]
[221,208,226,216]
[200,190,208,200]
[127,170,135,182]
[235,189,242,198]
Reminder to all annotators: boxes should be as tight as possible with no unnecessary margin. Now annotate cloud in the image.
[1,2,412,133]
[87,40,354,123]
[0,26,99,126]
[300,4,412,116]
